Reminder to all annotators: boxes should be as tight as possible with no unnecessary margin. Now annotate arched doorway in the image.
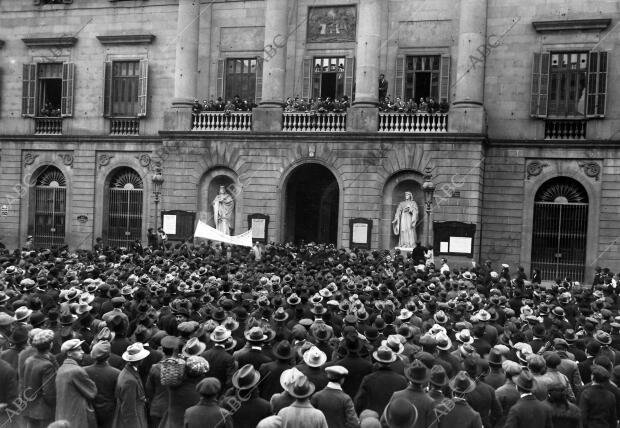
[104,167,144,248]
[283,163,339,245]
[531,177,588,282]
[30,166,67,249]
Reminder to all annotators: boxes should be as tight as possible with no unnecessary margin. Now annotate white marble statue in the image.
[213,185,235,235]
[392,191,418,248]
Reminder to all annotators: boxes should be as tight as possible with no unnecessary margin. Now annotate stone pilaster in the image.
[253,0,289,131]
[349,0,383,132]
[449,0,487,134]
[172,0,200,107]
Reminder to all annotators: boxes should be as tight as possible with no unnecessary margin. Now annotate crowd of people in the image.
[192,96,257,115]
[378,96,450,114]
[0,239,618,428]
[284,96,351,114]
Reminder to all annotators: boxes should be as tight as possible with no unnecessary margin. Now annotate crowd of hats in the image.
[0,243,618,427]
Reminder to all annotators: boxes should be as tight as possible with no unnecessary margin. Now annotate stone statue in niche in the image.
[213,185,235,235]
[392,191,418,248]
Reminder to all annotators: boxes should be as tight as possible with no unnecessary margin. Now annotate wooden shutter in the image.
[394,55,405,100]
[61,62,75,117]
[439,54,451,103]
[103,61,112,117]
[216,59,225,99]
[255,59,263,105]
[586,51,608,118]
[138,59,148,117]
[22,63,37,117]
[530,52,550,117]
[301,58,312,100]
[345,56,355,102]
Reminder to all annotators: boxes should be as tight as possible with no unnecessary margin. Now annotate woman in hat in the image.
[277,375,328,428]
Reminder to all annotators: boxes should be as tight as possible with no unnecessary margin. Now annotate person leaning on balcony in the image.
[439,98,450,113]
[406,99,418,113]
[428,98,438,114]
[418,98,428,113]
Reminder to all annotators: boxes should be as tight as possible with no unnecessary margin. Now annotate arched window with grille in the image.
[104,167,144,248]
[30,166,67,248]
[531,177,589,282]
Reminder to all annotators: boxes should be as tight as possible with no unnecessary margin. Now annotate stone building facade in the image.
[0,0,617,283]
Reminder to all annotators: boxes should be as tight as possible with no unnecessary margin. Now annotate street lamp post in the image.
[152,164,164,232]
[422,167,436,247]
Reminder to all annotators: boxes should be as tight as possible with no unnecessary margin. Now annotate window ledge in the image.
[97,34,155,45]
[22,37,77,48]
[532,19,611,33]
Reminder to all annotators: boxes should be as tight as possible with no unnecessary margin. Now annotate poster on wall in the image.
[349,218,372,249]
[247,214,269,243]
[307,6,357,43]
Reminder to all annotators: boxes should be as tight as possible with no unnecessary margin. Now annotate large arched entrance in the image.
[104,167,144,248]
[29,166,67,249]
[283,163,339,245]
[531,177,588,282]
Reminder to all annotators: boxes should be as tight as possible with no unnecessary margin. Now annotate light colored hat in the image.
[31,329,55,346]
[61,339,84,353]
[303,346,327,368]
[122,342,150,362]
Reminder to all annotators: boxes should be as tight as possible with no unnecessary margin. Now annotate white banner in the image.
[193,220,253,247]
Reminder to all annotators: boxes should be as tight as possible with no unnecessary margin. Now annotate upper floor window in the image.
[216,57,262,105]
[301,56,354,101]
[22,62,75,118]
[104,59,148,118]
[531,51,608,118]
[393,54,451,106]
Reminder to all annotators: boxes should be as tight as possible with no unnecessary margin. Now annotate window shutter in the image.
[103,61,112,117]
[138,59,148,117]
[216,59,225,99]
[22,63,37,117]
[301,58,312,100]
[61,62,75,117]
[255,60,263,105]
[530,52,550,118]
[587,51,608,118]
[394,55,405,100]
[345,56,355,102]
[439,54,451,103]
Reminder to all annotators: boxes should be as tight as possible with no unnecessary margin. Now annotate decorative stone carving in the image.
[98,154,114,169]
[526,161,549,179]
[136,153,152,169]
[58,153,74,167]
[579,161,601,181]
[23,153,39,166]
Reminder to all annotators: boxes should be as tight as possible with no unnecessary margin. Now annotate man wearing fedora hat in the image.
[112,342,150,428]
[277,375,328,428]
[388,360,436,428]
[259,340,296,401]
[297,346,329,391]
[325,333,373,399]
[436,371,483,428]
[234,327,273,370]
[202,326,236,391]
[354,346,407,415]
[504,371,553,428]
[312,365,360,428]
[55,339,98,428]
[223,364,271,428]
